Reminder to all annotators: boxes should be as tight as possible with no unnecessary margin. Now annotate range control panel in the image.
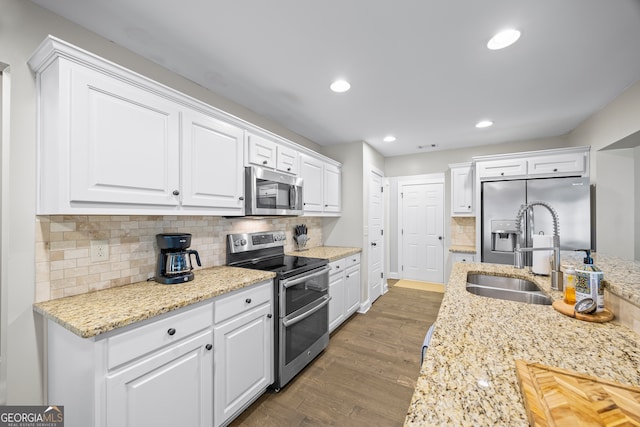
[227,231,287,253]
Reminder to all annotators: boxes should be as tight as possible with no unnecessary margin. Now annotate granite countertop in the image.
[449,245,476,253]
[34,266,276,338]
[404,261,640,426]
[288,246,361,262]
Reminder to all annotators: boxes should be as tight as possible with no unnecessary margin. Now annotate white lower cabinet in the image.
[45,280,275,427]
[106,330,213,427]
[328,253,361,332]
[213,281,274,427]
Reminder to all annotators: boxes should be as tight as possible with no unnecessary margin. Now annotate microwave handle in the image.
[290,185,298,209]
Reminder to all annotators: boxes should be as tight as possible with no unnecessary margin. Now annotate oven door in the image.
[279,295,330,387]
[279,266,330,316]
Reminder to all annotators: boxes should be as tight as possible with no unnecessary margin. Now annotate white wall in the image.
[0,0,321,404]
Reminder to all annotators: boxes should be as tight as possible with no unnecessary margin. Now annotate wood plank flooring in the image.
[230,283,444,427]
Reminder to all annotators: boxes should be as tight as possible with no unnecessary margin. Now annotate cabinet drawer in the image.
[345,253,361,267]
[477,159,527,179]
[451,253,476,263]
[107,302,213,370]
[329,259,347,276]
[527,153,585,176]
[214,281,272,324]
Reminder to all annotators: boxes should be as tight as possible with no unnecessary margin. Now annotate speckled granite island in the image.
[34,266,275,338]
[404,261,640,426]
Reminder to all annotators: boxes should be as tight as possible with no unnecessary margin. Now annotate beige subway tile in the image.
[50,251,65,262]
[51,259,77,271]
[51,221,77,233]
[100,270,121,281]
[51,277,75,290]
[35,282,51,303]
[89,281,112,292]
[64,266,89,279]
[64,231,91,241]
[50,270,64,281]
[50,289,64,300]
[64,248,89,260]
[49,232,64,242]
[88,263,111,274]
[64,284,90,298]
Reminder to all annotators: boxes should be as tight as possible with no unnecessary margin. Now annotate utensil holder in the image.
[294,234,309,251]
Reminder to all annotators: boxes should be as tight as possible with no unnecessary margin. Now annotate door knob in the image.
[205,344,213,351]
[438,236,443,240]
[371,242,377,246]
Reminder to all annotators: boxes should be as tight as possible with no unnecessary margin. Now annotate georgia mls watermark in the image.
[0,406,64,427]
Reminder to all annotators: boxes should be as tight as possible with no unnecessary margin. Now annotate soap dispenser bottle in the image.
[574,249,604,313]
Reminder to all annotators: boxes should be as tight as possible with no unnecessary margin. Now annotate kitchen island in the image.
[405,261,640,426]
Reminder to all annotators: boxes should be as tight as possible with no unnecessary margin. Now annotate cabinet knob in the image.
[167,328,176,336]
[245,298,252,304]
[500,172,505,176]
[172,190,180,196]
[553,168,558,172]
[205,344,213,351]
[467,205,471,209]
[267,314,273,319]
[325,204,328,207]
[336,265,340,269]
[238,196,244,201]
[262,160,268,165]
[438,236,443,240]
[287,167,291,171]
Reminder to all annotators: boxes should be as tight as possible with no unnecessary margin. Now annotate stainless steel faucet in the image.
[513,201,563,291]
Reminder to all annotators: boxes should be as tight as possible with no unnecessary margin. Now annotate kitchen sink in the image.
[466,273,552,305]
[467,274,541,292]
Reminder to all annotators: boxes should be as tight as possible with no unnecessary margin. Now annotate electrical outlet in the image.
[90,240,109,262]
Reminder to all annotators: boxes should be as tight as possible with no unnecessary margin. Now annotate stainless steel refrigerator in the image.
[481,177,591,265]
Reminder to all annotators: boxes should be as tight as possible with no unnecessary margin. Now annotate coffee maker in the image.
[155,233,201,284]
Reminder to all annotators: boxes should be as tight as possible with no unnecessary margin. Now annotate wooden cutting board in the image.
[515,360,640,426]
[552,300,614,323]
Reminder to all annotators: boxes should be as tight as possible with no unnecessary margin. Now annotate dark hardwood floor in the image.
[230,283,444,427]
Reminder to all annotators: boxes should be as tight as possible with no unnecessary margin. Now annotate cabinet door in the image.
[328,272,345,332]
[299,154,324,213]
[344,264,361,316]
[106,330,213,427]
[214,304,273,427]
[69,66,181,206]
[451,166,473,215]
[246,133,276,168]
[476,159,527,179]
[276,145,299,174]
[527,153,586,176]
[181,109,244,214]
[451,253,476,263]
[323,163,342,213]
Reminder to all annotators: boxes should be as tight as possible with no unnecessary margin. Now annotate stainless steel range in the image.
[226,230,330,390]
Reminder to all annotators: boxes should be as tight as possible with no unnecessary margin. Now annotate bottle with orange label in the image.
[563,266,576,304]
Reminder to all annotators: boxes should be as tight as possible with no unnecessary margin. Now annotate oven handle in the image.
[281,266,331,289]
[282,295,331,327]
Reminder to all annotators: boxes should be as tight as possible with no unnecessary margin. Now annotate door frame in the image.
[396,174,445,282]
[0,64,10,404]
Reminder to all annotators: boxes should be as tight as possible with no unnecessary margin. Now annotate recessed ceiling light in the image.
[476,120,494,128]
[487,29,521,50]
[330,79,351,93]
[383,135,396,142]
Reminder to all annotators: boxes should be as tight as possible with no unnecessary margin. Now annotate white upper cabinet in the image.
[276,144,299,175]
[181,108,245,213]
[474,147,590,181]
[68,66,182,207]
[449,163,474,216]
[527,152,586,176]
[476,158,527,179]
[246,133,277,169]
[299,153,341,216]
[246,132,299,174]
[29,36,245,215]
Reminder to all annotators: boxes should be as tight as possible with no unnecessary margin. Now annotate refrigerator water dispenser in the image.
[491,220,518,253]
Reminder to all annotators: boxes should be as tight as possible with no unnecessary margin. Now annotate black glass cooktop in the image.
[237,254,328,278]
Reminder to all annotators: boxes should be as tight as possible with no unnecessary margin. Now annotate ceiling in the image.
[32,0,640,157]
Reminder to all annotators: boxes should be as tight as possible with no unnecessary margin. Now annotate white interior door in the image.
[368,168,384,303]
[401,182,444,283]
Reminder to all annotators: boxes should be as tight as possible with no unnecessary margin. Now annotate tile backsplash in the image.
[35,215,323,302]
[450,216,476,247]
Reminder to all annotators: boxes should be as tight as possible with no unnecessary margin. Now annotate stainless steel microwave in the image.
[244,166,303,216]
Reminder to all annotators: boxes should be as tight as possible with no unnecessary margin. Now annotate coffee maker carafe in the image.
[155,233,201,284]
